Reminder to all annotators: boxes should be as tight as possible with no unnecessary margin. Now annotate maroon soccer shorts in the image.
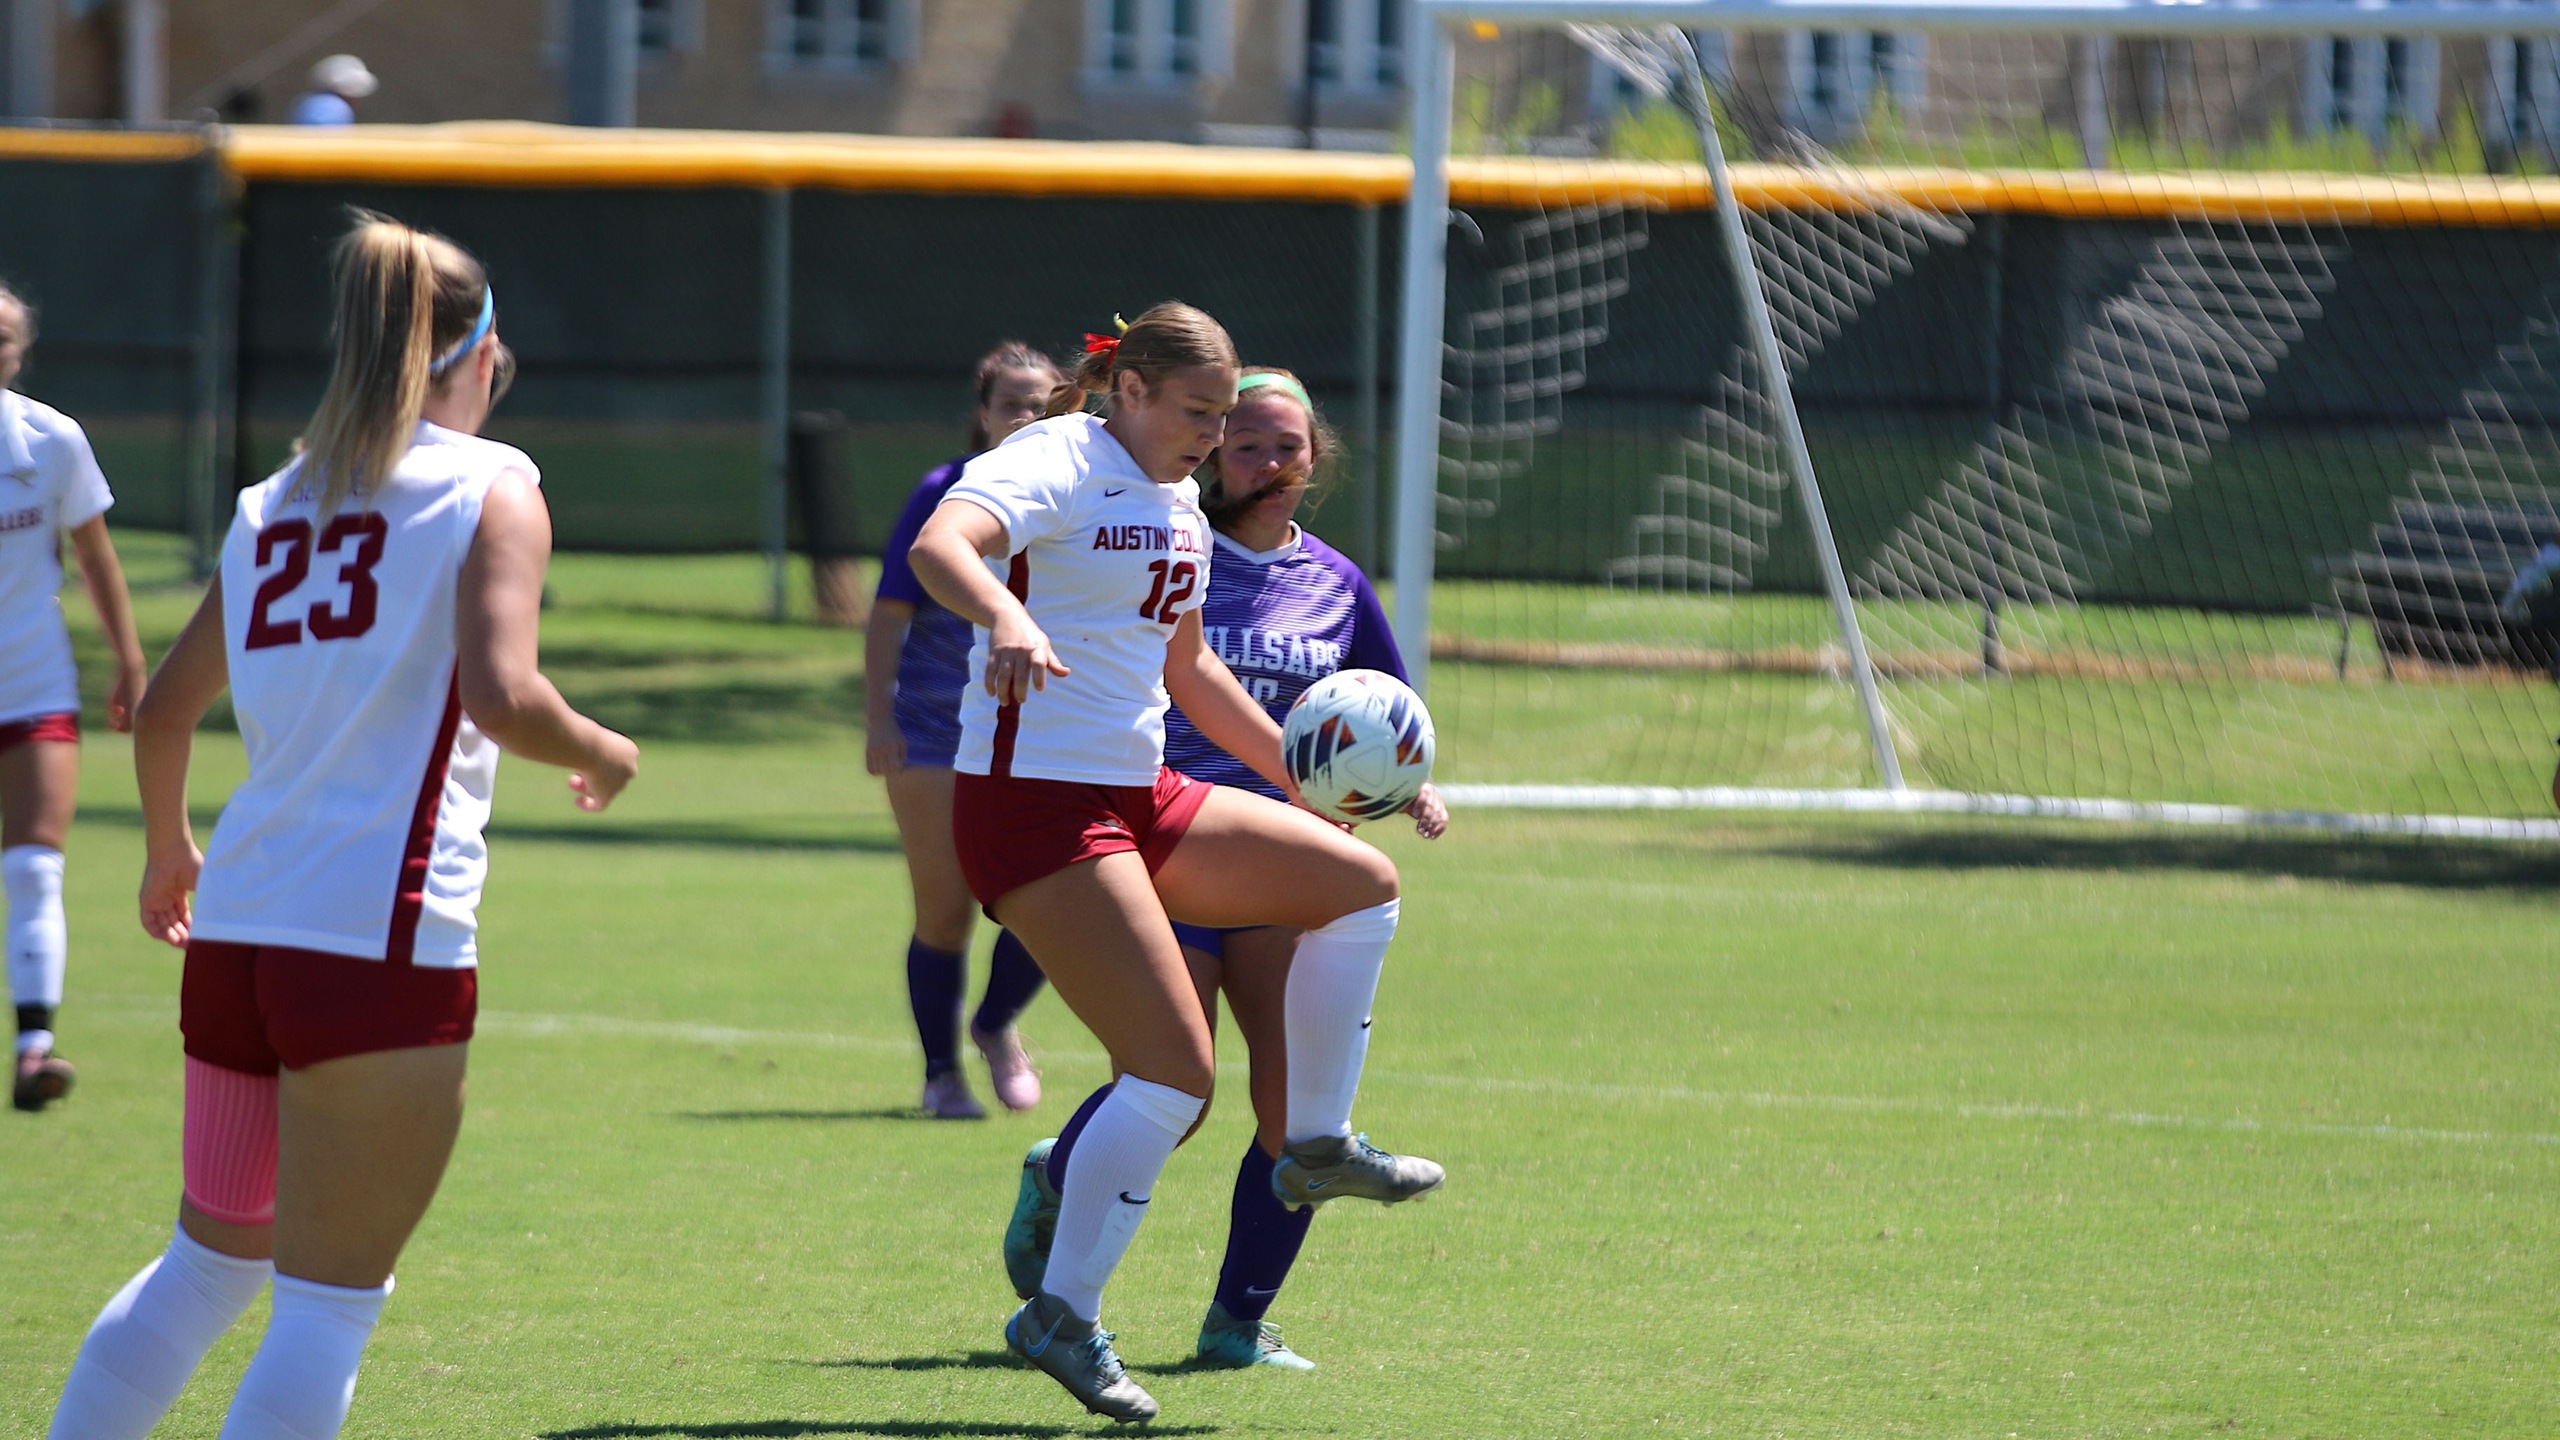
[180,940,477,1074]
[952,765,1213,909]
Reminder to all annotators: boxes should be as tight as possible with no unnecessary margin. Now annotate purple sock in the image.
[1046,1082,1115,1193]
[1213,1141,1315,1323]
[904,938,964,1079]
[971,929,1047,1036]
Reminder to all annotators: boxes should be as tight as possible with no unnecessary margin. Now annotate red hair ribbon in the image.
[1082,332,1120,359]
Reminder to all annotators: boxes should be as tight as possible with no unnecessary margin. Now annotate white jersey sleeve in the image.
[943,414,1212,786]
[0,390,114,725]
[191,423,535,968]
[945,425,1083,550]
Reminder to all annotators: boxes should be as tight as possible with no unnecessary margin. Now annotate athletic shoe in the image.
[1004,1291,1158,1423]
[1270,1132,1444,1211]
[11,1048,74,1113]
[1195,1301,1316,1371]
[1003,1138,1062,1300]
[971,1022,1043,1111]
[921,1071,986,1120]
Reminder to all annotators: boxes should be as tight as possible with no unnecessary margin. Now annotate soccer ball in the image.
[1281,669,1435,825]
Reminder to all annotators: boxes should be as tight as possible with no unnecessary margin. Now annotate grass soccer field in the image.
[5,539,2559,1437]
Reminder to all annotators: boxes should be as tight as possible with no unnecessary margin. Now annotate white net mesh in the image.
[1418,17,2560,830]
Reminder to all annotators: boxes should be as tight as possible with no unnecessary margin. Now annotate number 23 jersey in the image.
[944,413,1211,786]
[193,422,536,968]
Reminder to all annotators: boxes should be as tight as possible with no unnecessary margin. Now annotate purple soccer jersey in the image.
[1164,526,1407,801]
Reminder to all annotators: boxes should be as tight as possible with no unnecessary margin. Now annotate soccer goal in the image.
[1393,0,2560,838]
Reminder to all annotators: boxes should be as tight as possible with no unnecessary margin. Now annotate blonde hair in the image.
[297,212,490,514]
[1045,301,1237,417]
[1202,366,1340,531]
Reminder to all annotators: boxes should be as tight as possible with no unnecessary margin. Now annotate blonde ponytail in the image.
[298,212,491,514]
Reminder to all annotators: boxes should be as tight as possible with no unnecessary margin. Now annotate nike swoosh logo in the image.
[1118,1191,1151,1205]
[1244,1285,1281,1297]
[1306,1178,1334,1191]
[1104,488,1127,497]
[1361,1018,1373,1029]
[1022,1311,1065,1358]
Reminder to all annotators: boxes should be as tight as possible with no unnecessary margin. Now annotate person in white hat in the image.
[289,55,377,126]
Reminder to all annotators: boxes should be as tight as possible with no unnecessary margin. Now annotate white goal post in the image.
[1393,0,2560,837]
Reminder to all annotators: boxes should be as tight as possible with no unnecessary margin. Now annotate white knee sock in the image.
[1284,898,1399,1145]
[217,1273,392,1440]
[1041,1076,1203,1321]
[48,1227,273,1440]
[5,845,66,1054]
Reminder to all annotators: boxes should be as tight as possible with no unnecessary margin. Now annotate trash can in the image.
[789,410,866,628]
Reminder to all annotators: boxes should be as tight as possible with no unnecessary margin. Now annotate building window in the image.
[1309,0,1406,93]
[1086,0,1232,87]
[2304,30,2438,143]
[2492,38,2560,164]
[768,0,915,72]
[546,0,701,68]
[1786,30,1921,140]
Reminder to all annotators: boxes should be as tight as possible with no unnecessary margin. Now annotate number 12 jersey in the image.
[192,422,536,969]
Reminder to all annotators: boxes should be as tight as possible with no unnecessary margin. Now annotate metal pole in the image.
[761,186,791,623]
[1673,36,1905,788]
[1301,0,1322,146]
[1976,211,2006,676]
[1353,200,1383,575]
[186,139,231,579]
[1390,16,1456,691]
[566,0,638,127]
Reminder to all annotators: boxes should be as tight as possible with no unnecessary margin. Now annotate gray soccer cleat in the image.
[1003,1138,1061,1300]
[1270,1132,1444,1211]
[1004,1291,1159,1423]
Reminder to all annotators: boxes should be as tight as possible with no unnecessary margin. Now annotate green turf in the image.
[8,545,2560,1436]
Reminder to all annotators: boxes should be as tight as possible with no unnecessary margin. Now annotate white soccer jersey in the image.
[192,423,536,968]
[0,390,114,725]
[944,413,1212,786]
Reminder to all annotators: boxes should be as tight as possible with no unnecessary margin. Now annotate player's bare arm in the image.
[131,576,228,948]
[910,497,1069,703]
[456,470,638,811]
[66,516,147,733]
[1161,609,1291,796]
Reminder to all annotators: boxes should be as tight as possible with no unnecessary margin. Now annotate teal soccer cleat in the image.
[1270,1132,1444,1211]
[1195,1301,1316,1371]
[1005,1292,1159,1423]
[1003,1138,1061,1300]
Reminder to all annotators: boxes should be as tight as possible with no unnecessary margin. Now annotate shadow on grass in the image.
[677,1108,930,1124]
[793,1352,1017,1372]
[1768,827,2560,894]
[545,1414,1172,1424]
[71,806,902,858]
[485,819,903,856]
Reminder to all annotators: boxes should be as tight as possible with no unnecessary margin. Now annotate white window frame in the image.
[2302,23,2438,145]
[1308,0,1409,96]
[764,0,920,76]
[1784,29,1922,140]
[1084,0,1235,91]
[2492,37,2560,163]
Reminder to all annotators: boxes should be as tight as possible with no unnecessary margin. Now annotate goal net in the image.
[1395,0,2560,837]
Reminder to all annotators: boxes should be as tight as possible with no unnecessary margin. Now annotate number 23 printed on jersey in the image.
[246,513,390,650]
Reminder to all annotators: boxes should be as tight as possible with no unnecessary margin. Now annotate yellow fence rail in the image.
[9,119,2560,226]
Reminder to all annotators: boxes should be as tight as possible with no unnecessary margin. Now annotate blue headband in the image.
[430,287,495,376]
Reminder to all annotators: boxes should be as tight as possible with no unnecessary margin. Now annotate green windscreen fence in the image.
[1,132,2555,630]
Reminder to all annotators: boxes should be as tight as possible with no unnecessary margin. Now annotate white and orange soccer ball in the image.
[1280,669,1435,825]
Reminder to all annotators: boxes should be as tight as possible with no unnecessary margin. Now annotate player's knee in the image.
[1351,848,1400,908]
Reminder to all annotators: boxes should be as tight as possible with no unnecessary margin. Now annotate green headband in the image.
[1234,371,1313,413]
